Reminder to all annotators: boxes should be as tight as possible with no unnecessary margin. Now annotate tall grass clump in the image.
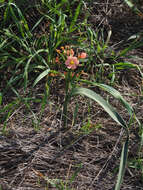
[0,0,142,189]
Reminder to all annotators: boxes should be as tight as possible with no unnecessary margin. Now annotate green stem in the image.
[63,93,69,127]
[63,71,71,127]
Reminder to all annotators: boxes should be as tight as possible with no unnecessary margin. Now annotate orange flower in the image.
[60,46,65,50]
[64,71,67,76]
[63,71,79,78]
[55,56,60,64]
[71,72,79,77]
[63,49,74,56]
[78,52,87,59]
[49,73,57,77]
[65,56,79,70]
[70,49,74,56]
[56,49,61,54]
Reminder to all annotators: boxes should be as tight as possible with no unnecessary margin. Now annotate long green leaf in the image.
[69,0,82,32]
[118,40,143,57]
[115,138,129,190]
[114,62,137,70]
[33,68,50,87]
[9,2,31,37]
[0,92,2,105]
[24,49,49,89]
[79,79,133,116]
[124,0,143,17]
[71,87,129,190]
[95,83,133,116]
[72,87,127,127]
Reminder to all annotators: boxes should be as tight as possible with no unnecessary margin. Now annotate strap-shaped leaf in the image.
[79,79,133,116]
[71,87,129,190]
[115,139,129,190]
[33,68,50,87]
[95,83,133,116]
[72,87,127,128]
[0,92,2,106]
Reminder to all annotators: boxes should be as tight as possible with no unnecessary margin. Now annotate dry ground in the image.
[0,0,143,189]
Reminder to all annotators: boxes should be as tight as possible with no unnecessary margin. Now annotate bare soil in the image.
[0,0,143,190]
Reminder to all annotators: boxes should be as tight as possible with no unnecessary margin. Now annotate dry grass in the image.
[0,0,143,189]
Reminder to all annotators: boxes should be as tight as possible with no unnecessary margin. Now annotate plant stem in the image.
[63,71,71,127]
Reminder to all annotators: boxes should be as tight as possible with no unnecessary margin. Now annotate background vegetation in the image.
[0,0,143,189]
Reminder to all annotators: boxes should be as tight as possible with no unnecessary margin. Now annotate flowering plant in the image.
[54,45,87,126]
[33,44,134,189]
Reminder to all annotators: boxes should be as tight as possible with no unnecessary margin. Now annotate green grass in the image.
[0,0,143,189]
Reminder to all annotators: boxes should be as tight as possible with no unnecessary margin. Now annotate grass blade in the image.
[24,49,49,89]
[95,83,133,115]
[33,68,50,87]
[0,92,2,105]
[79,79,133,116]
[10,2,31,37]
[124,0,143,18]
[115,138,129,190]
[71,87,129,190]
[69,0,82,32]
[72,87,127,128]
